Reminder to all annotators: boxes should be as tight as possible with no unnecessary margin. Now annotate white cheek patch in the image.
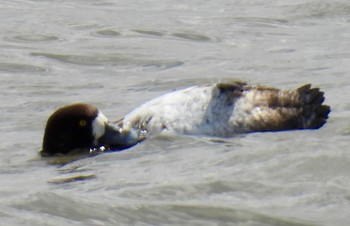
[92,112,108,145]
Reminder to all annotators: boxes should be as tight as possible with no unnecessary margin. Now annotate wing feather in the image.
[235,84,330,131]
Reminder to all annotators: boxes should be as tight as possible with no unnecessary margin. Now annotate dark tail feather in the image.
[297,84,330,129]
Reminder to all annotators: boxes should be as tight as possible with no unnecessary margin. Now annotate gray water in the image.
[1,0,350,225]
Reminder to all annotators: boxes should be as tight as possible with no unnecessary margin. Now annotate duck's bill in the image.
[97,122,143,151]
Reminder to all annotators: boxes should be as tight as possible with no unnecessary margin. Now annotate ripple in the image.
[48,174,97,184]
[94,29,121,37]
[268,48,296,53]
[72,23,101,30]
[0,62,47,73]
[31,52,126,66]
[7,34,60,43]
[129,78,211,92]
[31,52,184,70]
[143,61,184,70]
[133,29,165,37]
[169,205,315,226]
[234,17,290,28]
[171,32,217,42]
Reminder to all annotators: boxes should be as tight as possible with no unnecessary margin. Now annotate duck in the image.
[40,81,330,157]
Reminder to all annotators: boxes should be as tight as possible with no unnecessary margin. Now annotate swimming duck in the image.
[41,81,330,157]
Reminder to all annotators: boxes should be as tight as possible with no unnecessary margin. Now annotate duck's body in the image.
[41,81,330,156]
[119,81,329,138]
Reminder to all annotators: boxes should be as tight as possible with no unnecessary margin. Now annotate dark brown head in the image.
[41,103,141,157]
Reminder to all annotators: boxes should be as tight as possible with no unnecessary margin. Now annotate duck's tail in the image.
[236,83,331,132]
[295,84,330,129]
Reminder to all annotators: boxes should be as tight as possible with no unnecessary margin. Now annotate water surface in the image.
[1,0,350,225]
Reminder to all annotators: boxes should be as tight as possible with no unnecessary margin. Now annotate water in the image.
[1,0,350,225]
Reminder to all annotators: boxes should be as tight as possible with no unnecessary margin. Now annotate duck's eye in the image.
[79,119,87,127]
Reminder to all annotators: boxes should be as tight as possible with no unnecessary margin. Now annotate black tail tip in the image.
[312,105,331,129]
[302,103,331,129]
[297,84,330,129]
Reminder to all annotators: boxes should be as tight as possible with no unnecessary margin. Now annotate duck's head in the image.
[41,103,141,157]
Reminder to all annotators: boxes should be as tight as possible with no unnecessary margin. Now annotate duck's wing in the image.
[230,83,330,132]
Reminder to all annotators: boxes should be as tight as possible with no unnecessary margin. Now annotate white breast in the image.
[122,85,211,135]
[121,84,250,137]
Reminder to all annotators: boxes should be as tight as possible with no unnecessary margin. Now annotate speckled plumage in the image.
[119,81,330,138]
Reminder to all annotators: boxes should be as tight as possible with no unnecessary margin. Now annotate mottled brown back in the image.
[218,83,330,132]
